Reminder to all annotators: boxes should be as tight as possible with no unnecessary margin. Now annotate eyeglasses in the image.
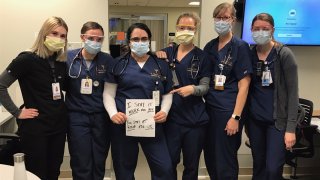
[214,16,232,21]
[176,25,196,31]
[81,34,104,42]
[130,37,149,42]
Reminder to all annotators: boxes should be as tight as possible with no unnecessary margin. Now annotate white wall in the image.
[0,0,109,71]
[0,0,109,101]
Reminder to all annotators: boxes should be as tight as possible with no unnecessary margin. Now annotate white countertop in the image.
[0,164,40,180]
[0,108,13,126]
[311,117,320,133]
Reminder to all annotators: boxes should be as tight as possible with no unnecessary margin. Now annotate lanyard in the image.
[48,58,57,82]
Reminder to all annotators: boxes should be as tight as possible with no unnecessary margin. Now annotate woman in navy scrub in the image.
[203,3,252,180]
[103,23,174,180]
[66,22,113,180]
[247,13,298,180]
[0,17,68,180]
[156,12,211,180]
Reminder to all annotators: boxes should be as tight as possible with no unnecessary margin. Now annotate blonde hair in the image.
[176,12,201,29]
[213,2,236,19]
[30,16,68,61]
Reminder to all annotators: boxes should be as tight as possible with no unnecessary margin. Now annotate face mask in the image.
[252,30,272,45]
[84,39,102,55]
[214,20,232,35]
[44,36,65,52]
[175,30,195,45]
[130,41,150,57]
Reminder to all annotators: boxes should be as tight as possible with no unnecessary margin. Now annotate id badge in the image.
[80,78,93,94]
[214,75,226,90]
[262,70,272,86]
[52,83,62,100]
[153,90,160,106]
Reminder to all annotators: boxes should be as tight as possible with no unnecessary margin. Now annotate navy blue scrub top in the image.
[66,48,114,113]
[163,46,211,127]
[204,36,252,111]
[107,54,173,113]
[249,47,276,122]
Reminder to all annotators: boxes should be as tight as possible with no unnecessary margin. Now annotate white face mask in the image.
[214,20,232,35]
[84,39,102,55]
[252,30,272,45]
[130,41,150,57]
[175,30,195,45]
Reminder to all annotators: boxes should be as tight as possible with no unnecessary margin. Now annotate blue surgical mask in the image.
[252,30,272,45]
[130,41,150,57]
[214,20,232,35]
[84,39,102,55]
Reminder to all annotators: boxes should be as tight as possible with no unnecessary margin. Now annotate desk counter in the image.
[313,109,320,118]
[0,164,40,180]
[0,110,12,126]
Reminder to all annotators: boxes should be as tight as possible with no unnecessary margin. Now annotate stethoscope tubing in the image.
[68,48,83,79]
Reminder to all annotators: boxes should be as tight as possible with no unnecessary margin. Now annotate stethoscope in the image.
[112,51,167,82]
[216,46,233,75]
[169,46,200,79]
[68,49,83,79]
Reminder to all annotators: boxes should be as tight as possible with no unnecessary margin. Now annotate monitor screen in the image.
[241,0,320,46]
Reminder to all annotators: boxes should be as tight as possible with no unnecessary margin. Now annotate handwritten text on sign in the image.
[126,99,155,137]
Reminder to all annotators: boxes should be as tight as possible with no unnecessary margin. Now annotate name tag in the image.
[262,70,273,86]
[52,83,62,100]
[214,75,226,90]
[153,90,160,106]
[80,78,92,94]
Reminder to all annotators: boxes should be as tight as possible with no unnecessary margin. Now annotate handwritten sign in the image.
[126,99,155,137]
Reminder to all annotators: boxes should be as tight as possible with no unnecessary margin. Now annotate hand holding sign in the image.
[154,111,167,123]
[111,112,127,124]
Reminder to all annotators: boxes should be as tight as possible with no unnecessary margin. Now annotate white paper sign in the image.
[126,99,155,137]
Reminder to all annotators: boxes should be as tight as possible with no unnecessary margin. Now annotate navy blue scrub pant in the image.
[247,117,286,180]
[164,122,206,180]
[110,123,174,180]
[204,108,243,180]
[67,111,110,180]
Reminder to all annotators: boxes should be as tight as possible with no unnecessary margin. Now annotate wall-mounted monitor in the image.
[241,0,320,46]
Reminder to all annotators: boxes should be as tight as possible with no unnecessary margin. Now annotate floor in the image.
[59,143,320,180]
[58,156,320,180]
[59,175,320,180]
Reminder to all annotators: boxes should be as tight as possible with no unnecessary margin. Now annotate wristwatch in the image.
[231,114,241,121]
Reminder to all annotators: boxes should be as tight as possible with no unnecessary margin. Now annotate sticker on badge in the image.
[214,75,226,90]
[81,79,93,94]
[52,82,62,100]
[153,90,160,106]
